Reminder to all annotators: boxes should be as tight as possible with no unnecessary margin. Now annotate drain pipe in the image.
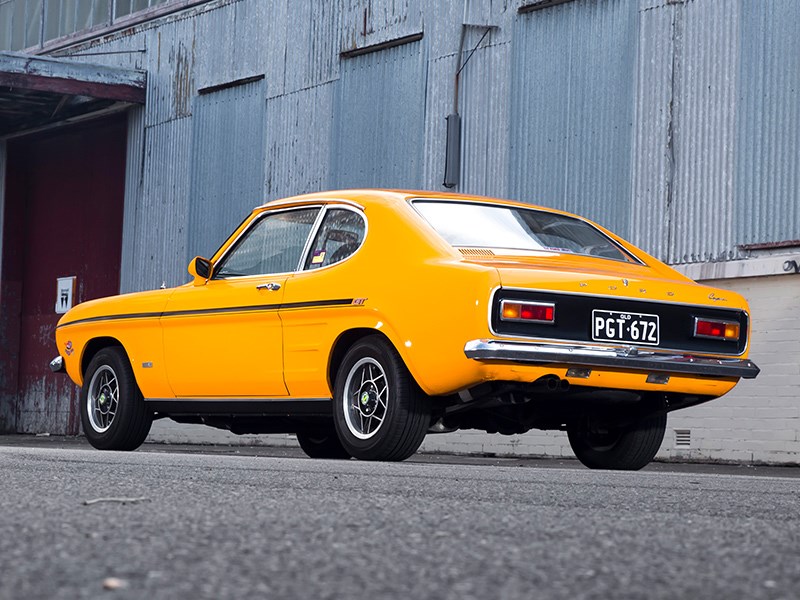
[443,0,469,189]
[444,1,495,188]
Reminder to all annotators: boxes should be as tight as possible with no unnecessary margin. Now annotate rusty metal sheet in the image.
[340,0,423,54]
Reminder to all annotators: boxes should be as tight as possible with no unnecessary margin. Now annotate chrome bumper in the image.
[464,339,760,379]
[49,355,66,374]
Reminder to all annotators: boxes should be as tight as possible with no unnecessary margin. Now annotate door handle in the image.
[256,282,281,291]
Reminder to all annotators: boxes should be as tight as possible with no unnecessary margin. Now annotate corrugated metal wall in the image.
[509,0,638,237]
[332,39,428,189]
[735,0,800,248]
[37,0,800,290]
[187,78,267,260]
[668,0,739,263]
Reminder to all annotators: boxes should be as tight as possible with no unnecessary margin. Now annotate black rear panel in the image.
[492,289,748,356]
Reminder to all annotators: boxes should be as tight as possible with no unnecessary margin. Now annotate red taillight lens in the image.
[501,301,555,324]
[694,318,740,341]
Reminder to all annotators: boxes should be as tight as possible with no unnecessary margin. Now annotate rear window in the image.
[413,200,637,263]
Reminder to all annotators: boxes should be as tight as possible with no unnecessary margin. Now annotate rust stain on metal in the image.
[172,41,194,117]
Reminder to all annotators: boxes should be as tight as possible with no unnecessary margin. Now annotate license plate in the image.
[591,310,660,345]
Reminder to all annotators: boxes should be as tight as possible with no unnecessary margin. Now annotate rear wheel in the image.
[80,347,153,451]
[296,426,351,459]
[332,336,430,461]
[567,413,667,471]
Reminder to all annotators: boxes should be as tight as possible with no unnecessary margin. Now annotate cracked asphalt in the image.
[1,439,798,600]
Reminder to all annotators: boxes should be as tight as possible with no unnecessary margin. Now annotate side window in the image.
[214,208,318,278]
[304,208,366,270]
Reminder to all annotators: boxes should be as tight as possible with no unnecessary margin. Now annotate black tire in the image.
[567,413,667,471]
[80,347,153,451]
[296,426,351,459]
[332,335,430,461]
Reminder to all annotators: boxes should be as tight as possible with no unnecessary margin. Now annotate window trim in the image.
[299,205,368,273]
[210,203,368,281]
[210,205,323,281]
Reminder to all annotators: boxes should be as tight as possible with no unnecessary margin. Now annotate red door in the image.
[1,116,127,434]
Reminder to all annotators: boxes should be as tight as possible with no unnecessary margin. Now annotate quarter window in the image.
[214,208,319,278]
[304,209,366,270]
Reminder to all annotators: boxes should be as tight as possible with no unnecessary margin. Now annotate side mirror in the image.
[188,256,212,285]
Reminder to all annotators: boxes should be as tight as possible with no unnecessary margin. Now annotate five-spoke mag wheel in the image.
[333,336,430,461]
[86,365,119,433]
[343,357,389,440]
[80,347,153,451]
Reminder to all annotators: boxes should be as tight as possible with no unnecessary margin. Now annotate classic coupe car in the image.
[51,190,759,469]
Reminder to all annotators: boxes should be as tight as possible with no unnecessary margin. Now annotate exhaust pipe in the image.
[533,375,570,392]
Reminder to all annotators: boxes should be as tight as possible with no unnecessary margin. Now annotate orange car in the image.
[51,190,759,469]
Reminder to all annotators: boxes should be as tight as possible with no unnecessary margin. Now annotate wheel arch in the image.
[328,328,402,391]
[81,337,126,378]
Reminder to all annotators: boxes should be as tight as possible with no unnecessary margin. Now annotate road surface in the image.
[1,442,798,599]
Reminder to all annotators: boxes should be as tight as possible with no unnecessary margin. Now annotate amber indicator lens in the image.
[694,318,740,341]
[500,301,555,323]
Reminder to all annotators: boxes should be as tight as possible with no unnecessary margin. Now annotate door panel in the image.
[161,206,320,398]
[161,278,288,397]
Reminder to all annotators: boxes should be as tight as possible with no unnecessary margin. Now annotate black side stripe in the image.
[57,298,355,329]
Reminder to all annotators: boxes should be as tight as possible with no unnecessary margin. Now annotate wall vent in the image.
[459,248,495,257]
[674,429,691,448]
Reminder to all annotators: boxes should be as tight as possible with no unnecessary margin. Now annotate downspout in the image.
[443,0,469,189]
[444,1,496,189]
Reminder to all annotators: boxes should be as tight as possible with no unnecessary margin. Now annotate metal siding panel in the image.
[510,0,638,236]
[194,1,279,93]
[283,0,339,94]
[120,106,145,294]
[340,0,422,53]
[735,0,800,248]
[187,78,267,262]
[459,40,511,198]
[669,0,739,263]
[629,1,674,260]
[134,116,193,290]
[144,18,196,128]
[333,40,427,189]
[265,81,335,201]
[422,53,453,191]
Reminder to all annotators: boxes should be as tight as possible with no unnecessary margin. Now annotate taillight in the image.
[500,300,555,324]
[693,317,740,341]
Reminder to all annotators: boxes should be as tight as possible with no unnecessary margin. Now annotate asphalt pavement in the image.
[1,438,799,599]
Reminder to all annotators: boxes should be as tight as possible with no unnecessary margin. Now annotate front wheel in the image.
[332,336,430,461]
[567,413,667,471]
[80,347,153,451]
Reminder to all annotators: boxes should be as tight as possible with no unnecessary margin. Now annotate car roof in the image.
[254,189,575,219]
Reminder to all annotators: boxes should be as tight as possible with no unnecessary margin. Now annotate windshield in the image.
[413,200,637,263]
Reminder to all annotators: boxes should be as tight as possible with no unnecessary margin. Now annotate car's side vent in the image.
[674,429,691,448]
[459,248,495,257]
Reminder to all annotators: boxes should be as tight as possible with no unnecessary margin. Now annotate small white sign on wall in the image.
[55,276,76,314]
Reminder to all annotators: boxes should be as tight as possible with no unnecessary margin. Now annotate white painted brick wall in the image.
[148,274,800,465]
